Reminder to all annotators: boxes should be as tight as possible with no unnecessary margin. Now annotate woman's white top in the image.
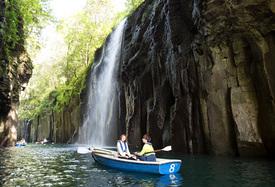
[117,140,131,156]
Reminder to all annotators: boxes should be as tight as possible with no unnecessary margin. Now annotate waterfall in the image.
[76,19,126,146]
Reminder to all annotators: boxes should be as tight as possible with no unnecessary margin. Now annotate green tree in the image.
[125,0,144,13]
[19,0,131,119]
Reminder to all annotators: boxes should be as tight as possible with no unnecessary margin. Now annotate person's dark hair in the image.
[119,134,127,140]
[142,134,151,142]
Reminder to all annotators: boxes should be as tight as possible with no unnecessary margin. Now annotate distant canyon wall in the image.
[18,96,81,144]
[22,0,275,156]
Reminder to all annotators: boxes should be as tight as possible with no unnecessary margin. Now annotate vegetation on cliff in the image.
[19,0,144,119]
[0,0,49,146]
[2,0,49,55]
[0,0,49,114]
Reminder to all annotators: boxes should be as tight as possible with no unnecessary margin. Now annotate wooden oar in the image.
[77,147,137,160]
[77,147,116,155]
[156,145,172,152]
[93,147,116,154]
[147,145,172,154]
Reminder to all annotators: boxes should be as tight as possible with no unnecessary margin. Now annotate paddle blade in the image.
[162,146,172,151]
[77,147,92,154]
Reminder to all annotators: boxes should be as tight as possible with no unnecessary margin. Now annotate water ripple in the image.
[1,145,274,186]
[0,144,184,187]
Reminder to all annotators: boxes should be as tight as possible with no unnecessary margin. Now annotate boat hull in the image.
[92,152,182,175]
[15,143,26,147]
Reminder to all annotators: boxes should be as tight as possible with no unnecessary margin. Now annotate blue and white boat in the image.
[15,143,26,147]
[91,149,182,175]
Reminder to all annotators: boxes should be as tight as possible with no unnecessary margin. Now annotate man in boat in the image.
[134,134,156,161]
[117,134,132,158]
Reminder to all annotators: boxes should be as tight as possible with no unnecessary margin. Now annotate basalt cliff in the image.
[0,0,32,146]
[25,0,275,156]
[116,0,275,156]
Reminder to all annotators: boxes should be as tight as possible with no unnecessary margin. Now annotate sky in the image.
[50,0,87,20]
[34,0,126,64]
[51,0,126,19]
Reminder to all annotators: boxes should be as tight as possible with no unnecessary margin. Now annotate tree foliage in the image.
[17,0,50,35]
[19,0,146,119]
[125,0,144,14]
[2,0,50,54]
[19,0,134,119]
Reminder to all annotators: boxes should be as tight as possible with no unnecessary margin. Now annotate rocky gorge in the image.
[18,0,275,156]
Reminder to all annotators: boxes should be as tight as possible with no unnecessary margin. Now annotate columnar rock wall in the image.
[118,0,275,156]
[196,0,275,156]
[118,0,205,153]
[20,96,81,144]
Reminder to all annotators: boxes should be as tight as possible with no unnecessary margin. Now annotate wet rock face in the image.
[119,0,205,153]
[0,53,32,147]
[196,0,275,155]
[118,0,275,156]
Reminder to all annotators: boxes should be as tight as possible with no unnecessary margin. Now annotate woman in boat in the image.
[117,134,131,158]
[134,134,156,161]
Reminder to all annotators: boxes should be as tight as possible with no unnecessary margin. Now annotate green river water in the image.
[0,144,275,186]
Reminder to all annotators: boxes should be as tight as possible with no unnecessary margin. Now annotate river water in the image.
[0,144,275,186]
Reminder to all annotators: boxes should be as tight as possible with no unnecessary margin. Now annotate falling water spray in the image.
[77,19,126,146]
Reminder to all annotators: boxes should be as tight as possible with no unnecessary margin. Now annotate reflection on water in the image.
[0,145,183,186]
[157,173,183,186]
[180,155,275,187]
[1,145,275,187]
